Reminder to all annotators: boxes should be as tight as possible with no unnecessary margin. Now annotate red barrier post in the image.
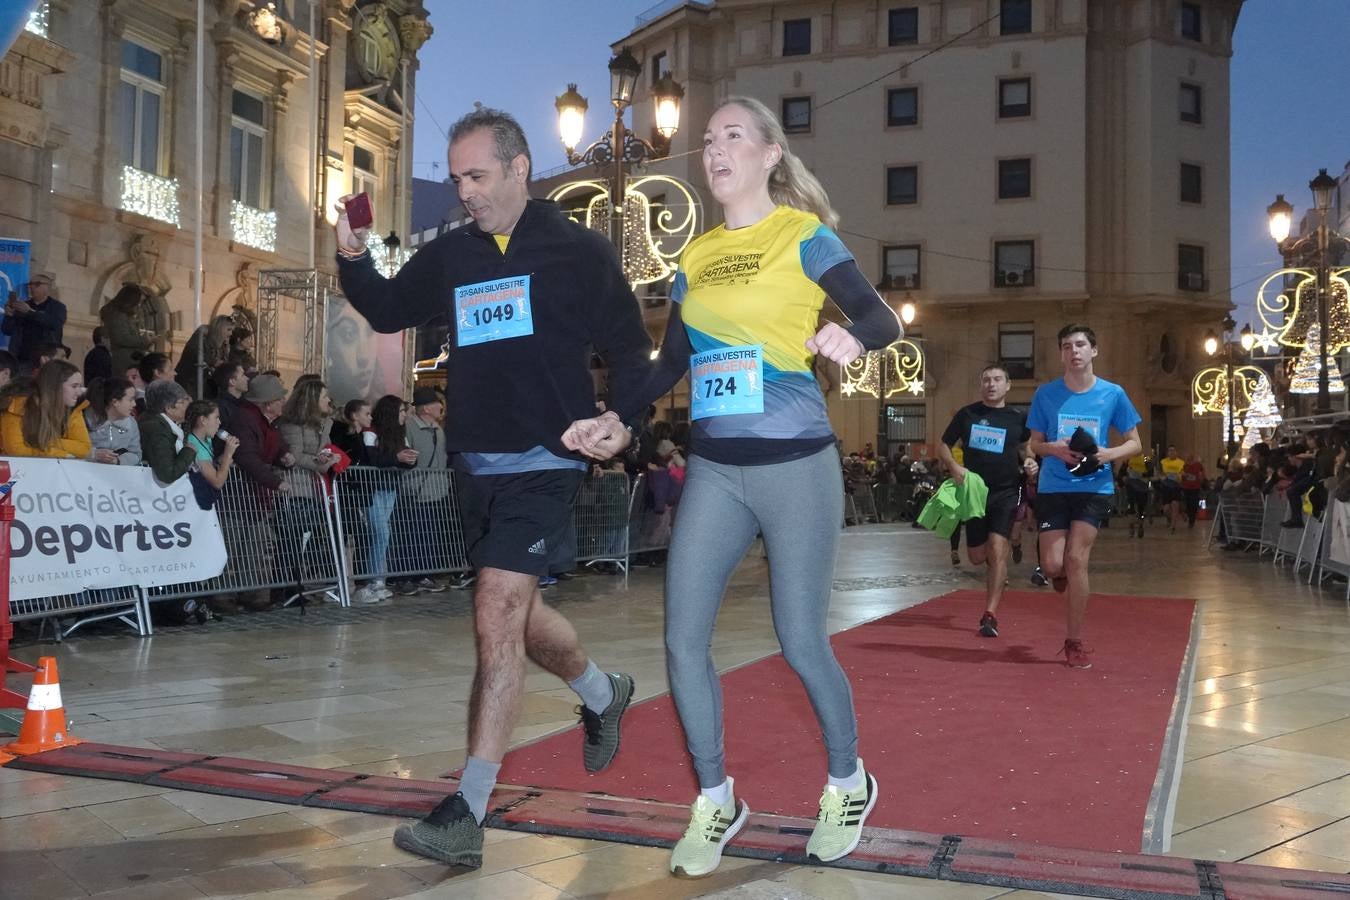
[0,460,38,710]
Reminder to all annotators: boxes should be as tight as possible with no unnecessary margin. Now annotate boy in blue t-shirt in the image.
[1027,324,1142,668]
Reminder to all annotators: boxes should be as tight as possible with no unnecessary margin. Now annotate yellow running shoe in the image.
[806,763,878,862]
[669,779,749,878]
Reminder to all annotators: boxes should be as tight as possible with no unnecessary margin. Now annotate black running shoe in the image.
[392,792,483,868]
[1030,566,1049,587]
[1011,543,1023,564]
[579,672,635,772]
[978,612,999,638]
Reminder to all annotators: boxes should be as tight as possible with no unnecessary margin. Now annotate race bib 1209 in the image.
[455,275,534,347]
[968,423,1007,454]
[690,345,764,420]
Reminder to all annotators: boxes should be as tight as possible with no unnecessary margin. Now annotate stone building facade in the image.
[0,0,430,387]
[613,0,1243,463]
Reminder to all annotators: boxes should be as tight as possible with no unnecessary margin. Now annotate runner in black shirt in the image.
[937,365,1036,637]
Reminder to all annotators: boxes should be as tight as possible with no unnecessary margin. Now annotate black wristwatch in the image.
[608,413,639,457]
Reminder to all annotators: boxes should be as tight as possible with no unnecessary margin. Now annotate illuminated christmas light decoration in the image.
[229,200,277,253]
[841,338,925,398]
[547,174,699,289]
[1191,364,1268,418]
[1289,323,1346,394]
[120,166,180,227]
[1242,377,1282,430]
[1255,267,1350,354]
[26,2,48,36]
[367,232,414,279]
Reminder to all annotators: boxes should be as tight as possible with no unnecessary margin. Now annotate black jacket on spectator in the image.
[83,344,113,385]
[139,413,194,484]
[216,392,243,435]
[332,425,369,466]
[3,296,66,365]
[336,199,652,457]
[233,400,289,490]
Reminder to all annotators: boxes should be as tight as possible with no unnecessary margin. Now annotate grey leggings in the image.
[664,445,858,788]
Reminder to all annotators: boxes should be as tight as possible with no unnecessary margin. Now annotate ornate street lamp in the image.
[555,48,687,281]
[1258,170,1350,414]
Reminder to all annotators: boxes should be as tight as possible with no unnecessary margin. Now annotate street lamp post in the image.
[1266,169,1350,415]
[1204,316,1257,462]
[556,48,684,274]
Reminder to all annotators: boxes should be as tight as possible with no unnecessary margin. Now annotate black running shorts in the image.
[1034,491,1113,531]
[965,484,1022,547]
[454,468,585,577]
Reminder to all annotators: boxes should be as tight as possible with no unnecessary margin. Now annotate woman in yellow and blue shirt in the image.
[564,96,900,876]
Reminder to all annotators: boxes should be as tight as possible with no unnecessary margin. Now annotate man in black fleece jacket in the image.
[335,107,650,869]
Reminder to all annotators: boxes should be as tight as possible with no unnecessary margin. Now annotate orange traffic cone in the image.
[2,657,82,756]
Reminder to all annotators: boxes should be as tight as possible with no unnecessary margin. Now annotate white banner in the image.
[1330,500,1350,567]
[3,458,227,600]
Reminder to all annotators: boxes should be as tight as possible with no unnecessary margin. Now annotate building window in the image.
[352,144,377,210]
[782,96,811,133]
[1180,2,1202,41]
[1179,82,1203,124]
[119,39,166,174]
[886,166,918,205]
[998,158,1032,199]
[783,18,811,56]
[998,78,1031,118]
[650,50,669,86]
[1180,162,1203,204]
[883,244,921,289]
[994,240,1035,287]
[999,322,1035,379]
[1000,0,1032,35]
[888,7,919,45]
[887,87,918,127]
[230,90,267,208]
[1178,244,1206,291]
[885,403,927,449]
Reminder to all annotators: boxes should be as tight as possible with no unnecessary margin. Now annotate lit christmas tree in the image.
[1241,422,1261,453]
[1289,324,1346,395]
[1243,375,1282,429]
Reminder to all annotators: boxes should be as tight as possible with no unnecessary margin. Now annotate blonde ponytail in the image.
[719,95,839,229]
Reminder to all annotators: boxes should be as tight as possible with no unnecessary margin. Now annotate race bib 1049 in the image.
[455,275,534,347]
[690,345,764,420]
[968,423,1007,454]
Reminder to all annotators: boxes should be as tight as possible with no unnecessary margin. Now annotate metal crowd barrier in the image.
[7,586,148,641]
[575,470,639,578]
[332,466,469,591]
[10,463,662,636]
[1215,490,1266,548]
[1315,501,1350,600]
[145,469,347,609]
[844,482,879,525]
[1211,490,1349,603]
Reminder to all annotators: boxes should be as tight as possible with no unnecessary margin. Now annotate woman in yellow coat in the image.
[0,359,111,461]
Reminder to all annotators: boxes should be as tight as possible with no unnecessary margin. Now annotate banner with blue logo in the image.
[0,237,33,351]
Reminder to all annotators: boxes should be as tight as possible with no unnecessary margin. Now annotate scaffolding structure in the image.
[256,269,342,376]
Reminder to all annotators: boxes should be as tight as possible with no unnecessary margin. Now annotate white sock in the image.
[828,759,865,793]
[700,777,732,806]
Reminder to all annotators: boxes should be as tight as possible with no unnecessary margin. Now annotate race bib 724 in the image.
[690,345,764,420]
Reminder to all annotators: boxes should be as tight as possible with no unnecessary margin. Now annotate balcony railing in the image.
[230,200,277,252]
[120,166,180,227]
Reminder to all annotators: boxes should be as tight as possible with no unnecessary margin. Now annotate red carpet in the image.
[497,588,1197,854]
